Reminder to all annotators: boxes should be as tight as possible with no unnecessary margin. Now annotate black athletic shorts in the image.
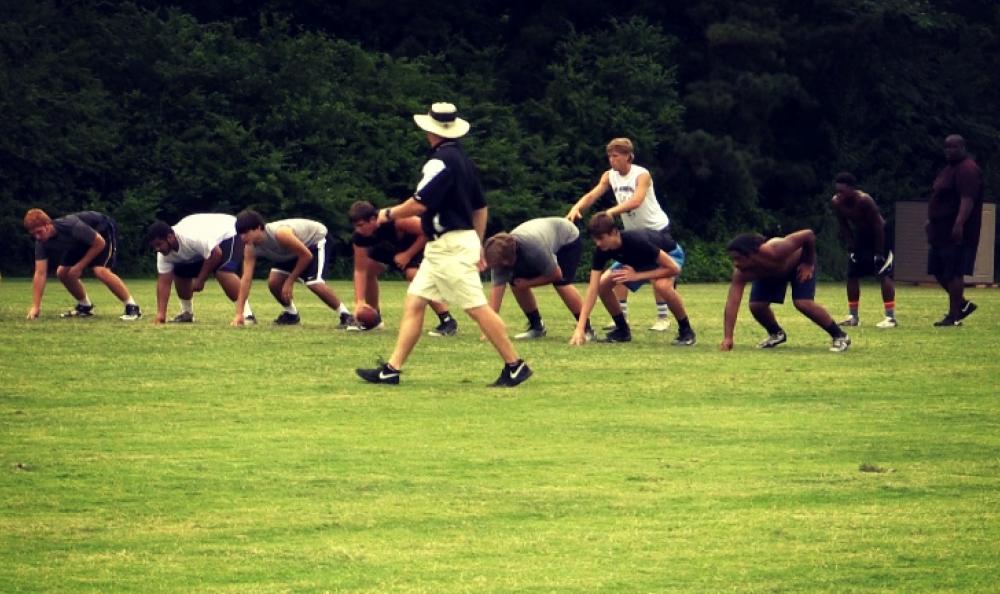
[60,223,117,269]
[173,236,244,278]
[927,243,977,279]
[272,238,330,285]
[847,221,894,278]
[553,237,583,286]
[750,265,818,304]
[367,245,423,272]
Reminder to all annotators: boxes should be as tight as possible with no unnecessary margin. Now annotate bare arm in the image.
[606,171,652,217]
[720,271,748,351]
[193,246,224,291]
[274,228,314,300]
[378,197,427,225]
[567,172,611,222]
[27,259,48,319]
[352,244,372,308]
[570,270,603,345]
[489,283,506,313]
[68,233,106,278]
[154,272,174,324]
[232,244,256,325]
[393,217,428,267]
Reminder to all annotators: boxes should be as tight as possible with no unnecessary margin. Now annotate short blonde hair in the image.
[605,137,634,161]
[484,233,517,268]
[23,208,52,230]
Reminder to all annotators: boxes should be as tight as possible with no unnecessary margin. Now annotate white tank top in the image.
[608,164,670,231]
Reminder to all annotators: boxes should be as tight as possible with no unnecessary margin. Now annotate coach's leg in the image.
[388,294,430,369]
[466,304,519,364]
[946,275,965,319]
[92,266,132,303]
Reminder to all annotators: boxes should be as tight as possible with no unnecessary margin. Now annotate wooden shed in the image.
[894,201,996,284]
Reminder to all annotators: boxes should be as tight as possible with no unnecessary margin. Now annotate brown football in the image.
[355,305,381,330]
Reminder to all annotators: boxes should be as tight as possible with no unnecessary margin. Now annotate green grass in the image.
[1,277,998,593]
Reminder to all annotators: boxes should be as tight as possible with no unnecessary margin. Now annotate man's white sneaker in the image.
[840,315,859,327]
[648,317,671,332]
[875,316,897,329]
[830,334,851,352]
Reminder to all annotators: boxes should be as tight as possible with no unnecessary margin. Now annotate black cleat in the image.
[598,327,632,343]
[61,304,95,318]
[933,315,961,327]
[356,360,400,385]
[428,317,458,337]
[958,301,977,321]
[672,329,697,346]
[338,312,356,329]
[274,312,301,325]
[120,303,142,321]
[490,360,533,387]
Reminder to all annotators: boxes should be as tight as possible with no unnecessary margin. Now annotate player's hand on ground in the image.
[154,314,167,325]
[719,337,734,351]
[796,263,814,283]
[231,314,245,327]
[568,329,588,346]
[26,306,40,320]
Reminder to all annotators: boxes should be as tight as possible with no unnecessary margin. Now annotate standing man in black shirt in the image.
[356,103,531,387]
[24,208,142,320]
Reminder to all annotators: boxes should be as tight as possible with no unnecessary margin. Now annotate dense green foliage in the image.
[2,0,997,276]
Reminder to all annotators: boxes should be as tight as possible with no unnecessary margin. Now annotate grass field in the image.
[1,277,998,593]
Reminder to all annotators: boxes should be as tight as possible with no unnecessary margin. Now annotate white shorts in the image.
[408,230,487,310]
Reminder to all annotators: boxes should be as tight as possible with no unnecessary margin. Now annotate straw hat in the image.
[413,102,470,139]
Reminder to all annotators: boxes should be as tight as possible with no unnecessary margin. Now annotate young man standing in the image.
[720,230,851,352]
[356,102,531,387]
[830,172,897,328]
[23,208,141,320]
[569,213,695,346]
[147,214,255,324]
[483,216,593,340]
[232,210,353,327]
[566,137,681,332]
[348,200,457,335]
[926,134,985,326]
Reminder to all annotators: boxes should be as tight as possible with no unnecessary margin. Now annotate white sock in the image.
[79,296,93,307]
[179,299,193,314]
[284,302,298,315]
[125,296,136,306]
[656,302,670,319]
[243,301,254,317]
[338,303,350,316]
[619,301,629,317]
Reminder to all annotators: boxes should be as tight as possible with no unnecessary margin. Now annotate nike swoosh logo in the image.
[379,371,399,380]
[509,363,525,379]
[878,251,894,275]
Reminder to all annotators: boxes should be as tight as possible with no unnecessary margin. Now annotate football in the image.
[355,304,382,330]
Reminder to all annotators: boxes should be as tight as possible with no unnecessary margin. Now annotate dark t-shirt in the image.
[591,229,676,271]
[928,157,984,247]
[34,211,112,260]
[414,140,487,239]
[352,221,417,254]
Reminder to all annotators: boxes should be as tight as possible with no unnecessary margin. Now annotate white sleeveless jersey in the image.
[607,164,670,231]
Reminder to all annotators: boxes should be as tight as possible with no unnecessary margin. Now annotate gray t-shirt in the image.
[34,212,111,260]
[253,219,328,261]
[491,217,579,285]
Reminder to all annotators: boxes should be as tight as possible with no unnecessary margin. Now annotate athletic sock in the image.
[284,302,298,315]
[243,301,253,317]
[179,299,193,314]
[612,313,629,332]
[763,321,783,335]
[438,311,453,324]
[619,300,629,318]
[884,301,895,318]
[124,296,136,306]
[525,309,543,329]
[848,301,859,318]
[337,303,350,316]
[677,316,691,333]
[824,322,846,338]
[656,301,670,319]
[79,297,93,307]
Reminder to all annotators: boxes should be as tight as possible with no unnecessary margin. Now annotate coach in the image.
[356,102,532,387]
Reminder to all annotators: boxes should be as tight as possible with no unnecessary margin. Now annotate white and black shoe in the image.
[756,331,787,349]
[120,304,142,321]
[273,312,300,325]
[356,360,400,385]
[61,304,94,318]
[830,334,851,352]
[672,328,696,346]
[169,311,194,323]
[491,360,533,388]
[514,324,546,340]
[428,317,458,337]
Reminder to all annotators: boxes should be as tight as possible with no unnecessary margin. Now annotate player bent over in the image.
[830,172,896,328]
[348,200,457,334]
[147,214,255,324]
[232,210,353,327]
[484,217,593,340]
[24,208,141,320]
[569,213,695,346]
[721,230,850,352]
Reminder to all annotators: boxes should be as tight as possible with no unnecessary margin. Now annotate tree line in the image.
[1,0,997,279]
